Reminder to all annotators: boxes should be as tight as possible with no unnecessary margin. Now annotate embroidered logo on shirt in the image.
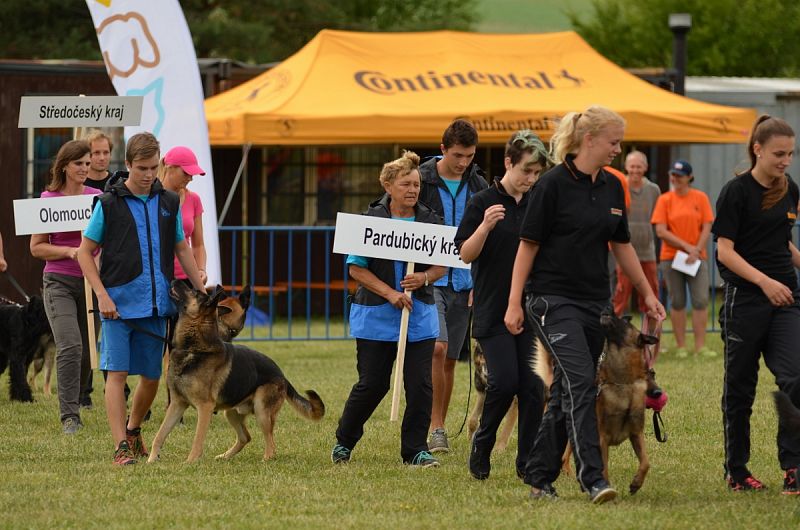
[610,208,623,216]
[160,207,171,217]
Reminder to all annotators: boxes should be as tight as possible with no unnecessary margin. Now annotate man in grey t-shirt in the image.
[613,150,661,315]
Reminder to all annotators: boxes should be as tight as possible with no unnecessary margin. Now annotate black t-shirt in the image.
[455,178,529,337]
[712,171,799,291]
[519,156,630,301]
[84,173,111,192]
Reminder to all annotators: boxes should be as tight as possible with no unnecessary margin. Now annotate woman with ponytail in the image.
[712,115,800,493]
[504,106,666,503]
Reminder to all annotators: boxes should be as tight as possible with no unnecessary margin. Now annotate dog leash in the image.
[642,314,668,443]
[2,271,30,301]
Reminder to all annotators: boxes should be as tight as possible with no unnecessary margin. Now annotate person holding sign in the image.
[455,130,549,480]
[30,140,102,435]
[712,115,800,493]
[77,132,205,466]
[332,151,446,468]
[419,119,488,454]
[157,146,208,286]
[651,160,715,357]
[504,106,666,503]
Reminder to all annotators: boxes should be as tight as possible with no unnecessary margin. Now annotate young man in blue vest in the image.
[78,132,205,466]
[418,119,488,452]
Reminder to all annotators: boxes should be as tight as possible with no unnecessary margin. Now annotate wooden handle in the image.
[390,262,415,422]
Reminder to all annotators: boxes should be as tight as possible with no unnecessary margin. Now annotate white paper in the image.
[672,250,701,277]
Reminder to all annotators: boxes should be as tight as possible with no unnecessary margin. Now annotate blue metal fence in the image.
[218,224,800,341]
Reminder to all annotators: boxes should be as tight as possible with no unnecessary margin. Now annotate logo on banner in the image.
[96,11,161,79]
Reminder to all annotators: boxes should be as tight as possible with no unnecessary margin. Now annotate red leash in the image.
[642,313,668,442]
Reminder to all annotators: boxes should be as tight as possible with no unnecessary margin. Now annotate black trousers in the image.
[523,295,607,491]
[475,329,544,474]
[720,284,800,478]
[336,338,434,463]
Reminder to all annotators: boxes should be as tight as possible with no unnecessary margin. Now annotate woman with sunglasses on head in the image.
[455,130,549,481]
[713,115,800,493]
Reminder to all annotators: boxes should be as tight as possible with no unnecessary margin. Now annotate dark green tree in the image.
[569,0,800,77]
[0,0,477,63]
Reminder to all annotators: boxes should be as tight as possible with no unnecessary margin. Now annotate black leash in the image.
[653,411,668,443]
[449,351,472,441]
[2,271,30,301]
[89,309,172,345]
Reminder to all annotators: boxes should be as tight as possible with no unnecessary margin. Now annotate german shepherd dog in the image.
[0,296,53,402]
[27,333,56,395]
[215,285,251,342]
[535,311,658,494]
[468,341,518,451]
[148,281,324,463]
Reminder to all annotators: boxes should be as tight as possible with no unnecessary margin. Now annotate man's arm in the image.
[0,231,6,272]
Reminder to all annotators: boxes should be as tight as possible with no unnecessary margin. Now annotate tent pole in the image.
[217,143,252,225]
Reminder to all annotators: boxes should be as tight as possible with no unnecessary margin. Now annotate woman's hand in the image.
[198,269,208,285]
[67,247,79,260]
[758,277,794,307]
[399,272,426,291]
[481,204,505,231]
[685,245,701,264]
[643,294,667,321]
[504,303,525,335]
[386,291,413,311]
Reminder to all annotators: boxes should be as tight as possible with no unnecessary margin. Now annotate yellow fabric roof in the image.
[205,30,756,146]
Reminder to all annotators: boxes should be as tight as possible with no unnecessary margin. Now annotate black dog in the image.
[0,296,53,402]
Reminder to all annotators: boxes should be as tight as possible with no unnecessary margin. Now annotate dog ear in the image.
[239,284,251,310]
[637,333,659,346]
[217,305,233,316]
[207,286,226,307]
[621,315,633,323]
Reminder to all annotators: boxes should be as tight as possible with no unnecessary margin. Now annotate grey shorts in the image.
[434,285,471,359]
[660,259,710,310]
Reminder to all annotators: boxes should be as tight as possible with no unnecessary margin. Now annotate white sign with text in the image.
[18,95,143,127]
[13,195,95,235]
[333,212,469,269]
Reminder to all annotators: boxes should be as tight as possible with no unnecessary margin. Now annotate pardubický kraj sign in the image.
[333,212,469,269]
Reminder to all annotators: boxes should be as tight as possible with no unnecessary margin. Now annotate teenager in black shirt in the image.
[504,106,666,503]
[712,115,800,493]
[455,130,549,480]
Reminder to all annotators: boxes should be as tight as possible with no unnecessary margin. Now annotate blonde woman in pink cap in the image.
[157,146,207,285]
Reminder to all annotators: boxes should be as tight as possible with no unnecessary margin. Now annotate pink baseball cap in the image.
[164,146,206,176]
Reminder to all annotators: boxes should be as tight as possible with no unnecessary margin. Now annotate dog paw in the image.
[629,483,641,495]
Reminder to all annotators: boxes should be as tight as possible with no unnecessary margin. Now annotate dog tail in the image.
[774,391,800,433]
[286,382,325,421]
[531,336,553,390]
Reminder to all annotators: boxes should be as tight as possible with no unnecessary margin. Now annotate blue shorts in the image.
[101,317,167,380]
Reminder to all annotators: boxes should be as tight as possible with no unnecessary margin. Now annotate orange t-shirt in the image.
[650,188,714,260]
[604,166,631,209]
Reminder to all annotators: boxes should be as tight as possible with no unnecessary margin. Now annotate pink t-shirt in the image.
[174,190,205,279]
[41,187,102,277]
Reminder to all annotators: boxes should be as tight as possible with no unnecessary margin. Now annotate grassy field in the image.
[1,331,799,529]
[475,0,595,34]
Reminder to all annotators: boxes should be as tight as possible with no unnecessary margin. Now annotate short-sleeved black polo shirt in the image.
[519,155,630,301]
[712,171,799,291]
[455,178,530,337]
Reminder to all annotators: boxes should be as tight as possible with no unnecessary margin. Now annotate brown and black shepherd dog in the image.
[215,285,251,342]
[468,341,518,452]
[535,310,658,494]
[148,281,325,463]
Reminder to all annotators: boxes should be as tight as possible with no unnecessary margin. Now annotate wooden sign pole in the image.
[389,262,415,422]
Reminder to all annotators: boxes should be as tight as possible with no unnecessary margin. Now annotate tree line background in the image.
[1,0,799,76]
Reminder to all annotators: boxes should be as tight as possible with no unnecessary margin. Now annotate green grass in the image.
[475,0,594,34]
[2,332,799,529]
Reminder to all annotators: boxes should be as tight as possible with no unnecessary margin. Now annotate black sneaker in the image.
[469,438,490,480]
[589,481,618,504]
[79,396,93,410]
[331,444,352,464]
[529,484,558,501]
[783,468,799,495]
[727,474,766,492]
[408,450,440,468]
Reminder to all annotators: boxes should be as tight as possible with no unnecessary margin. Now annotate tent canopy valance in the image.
[205,30,756,146]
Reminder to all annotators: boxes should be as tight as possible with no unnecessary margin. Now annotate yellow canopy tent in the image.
[205,30,756,146]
